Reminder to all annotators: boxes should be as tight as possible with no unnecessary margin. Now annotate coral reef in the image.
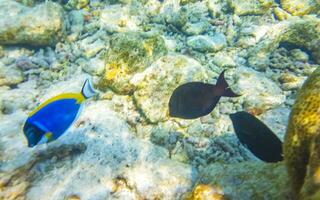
[234,67,286,114]
[187,162,290,200]
[99,32,167,94]
[284,66,320,199]
[247,16,320,69]
[228,0,274,16]
[132,54,209,123]
[280,0,320,16]
[0,0,319,199]
[184,184,226,200]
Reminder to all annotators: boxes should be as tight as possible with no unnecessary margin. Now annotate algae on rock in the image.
[188,162,290,200]
[99,32,167,94]
[187,33,227,52]
[248,16,320,69]
[280,0,320,16]
[0,63,24,87]
[0,1,67,46]
[100,4,146,33]
[284,66,320,199]
[132,54,210,123]
[234,67,286,114]
[281,16,320,64]
[228,0,274,16]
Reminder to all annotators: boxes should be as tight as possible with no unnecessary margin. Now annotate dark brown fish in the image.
[229,111,283,163]
[169,70,239,119]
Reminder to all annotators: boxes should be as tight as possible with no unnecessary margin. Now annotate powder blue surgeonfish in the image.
[23,79,97,147]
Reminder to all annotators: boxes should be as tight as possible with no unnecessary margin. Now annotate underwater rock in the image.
[16,0,35,7]
[100,4,145,33]
[290,49,309,63]
[1,99,195,200]
[282,16,320,64]
[237,25,269,48]
[260,106,290,141]
[0,63,24,87]
[0,46,4,58]
[207,0,224,18]
[132,54,209,123]
[0,1,66,46]
[280,0,320,16]
[273,7,292,21]
[278,72,306,91]
[0,88,36,115]
[99,32,167,94]
[284,66,320,199]
[68,10,84,41]
[164,7,188,29]
[65,0,90,10]
[228,0,274,16]
[187,33,227,52]
[28,101,197,200]
[80,56,105,76]
[184,184,226,200]
[268,47,314,75]
[164,1,209,31]
[122,159,196,199]
[78,30,107,58]
[235,67,286,113]
[0,143,87,200]
[182,22,210,36]
[190,162,289,200]
[248,16,320,69]
[211,52,236,68]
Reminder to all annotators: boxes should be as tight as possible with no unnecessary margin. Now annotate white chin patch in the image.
[37,135,48,145]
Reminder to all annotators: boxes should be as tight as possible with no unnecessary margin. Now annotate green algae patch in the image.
[228,0,274,16]
[191,162,289,200]
[284,67,320,199]
[99,32,167,94]
[280,0,320,16]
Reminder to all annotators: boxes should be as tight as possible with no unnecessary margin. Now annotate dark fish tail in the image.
[216,70,240,97]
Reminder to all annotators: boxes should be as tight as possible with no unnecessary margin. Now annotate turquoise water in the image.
[0,0,319,199]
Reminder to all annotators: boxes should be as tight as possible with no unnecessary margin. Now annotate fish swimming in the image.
[229,111,283,163]
[168,70,240,119]
[23,79,96,147]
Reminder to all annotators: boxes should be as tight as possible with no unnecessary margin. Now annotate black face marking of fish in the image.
[229,111,283,163]
[23,121,45,148]
[169,70,240,119]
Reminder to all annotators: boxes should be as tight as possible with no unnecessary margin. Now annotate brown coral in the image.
[284,66,320,200]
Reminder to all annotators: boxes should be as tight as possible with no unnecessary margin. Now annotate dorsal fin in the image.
[215,70,240,97]
[81,79,97,99]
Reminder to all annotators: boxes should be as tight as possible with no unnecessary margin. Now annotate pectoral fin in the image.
[37,132,53,145]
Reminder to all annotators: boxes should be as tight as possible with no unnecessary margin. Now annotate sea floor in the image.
[0,0,319,199]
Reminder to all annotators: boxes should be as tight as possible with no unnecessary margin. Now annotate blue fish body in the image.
[23,79,97,147]
[24,93,85,147]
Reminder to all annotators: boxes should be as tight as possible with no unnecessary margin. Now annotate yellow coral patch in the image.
[143,43,153,57]
[105,62,130,81]
[185,184,225,200]
[314,167,320,183]
[106,68,120,81]
[284,67,320,197]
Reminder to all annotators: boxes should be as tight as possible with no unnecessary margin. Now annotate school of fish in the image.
[22,66,320,199]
